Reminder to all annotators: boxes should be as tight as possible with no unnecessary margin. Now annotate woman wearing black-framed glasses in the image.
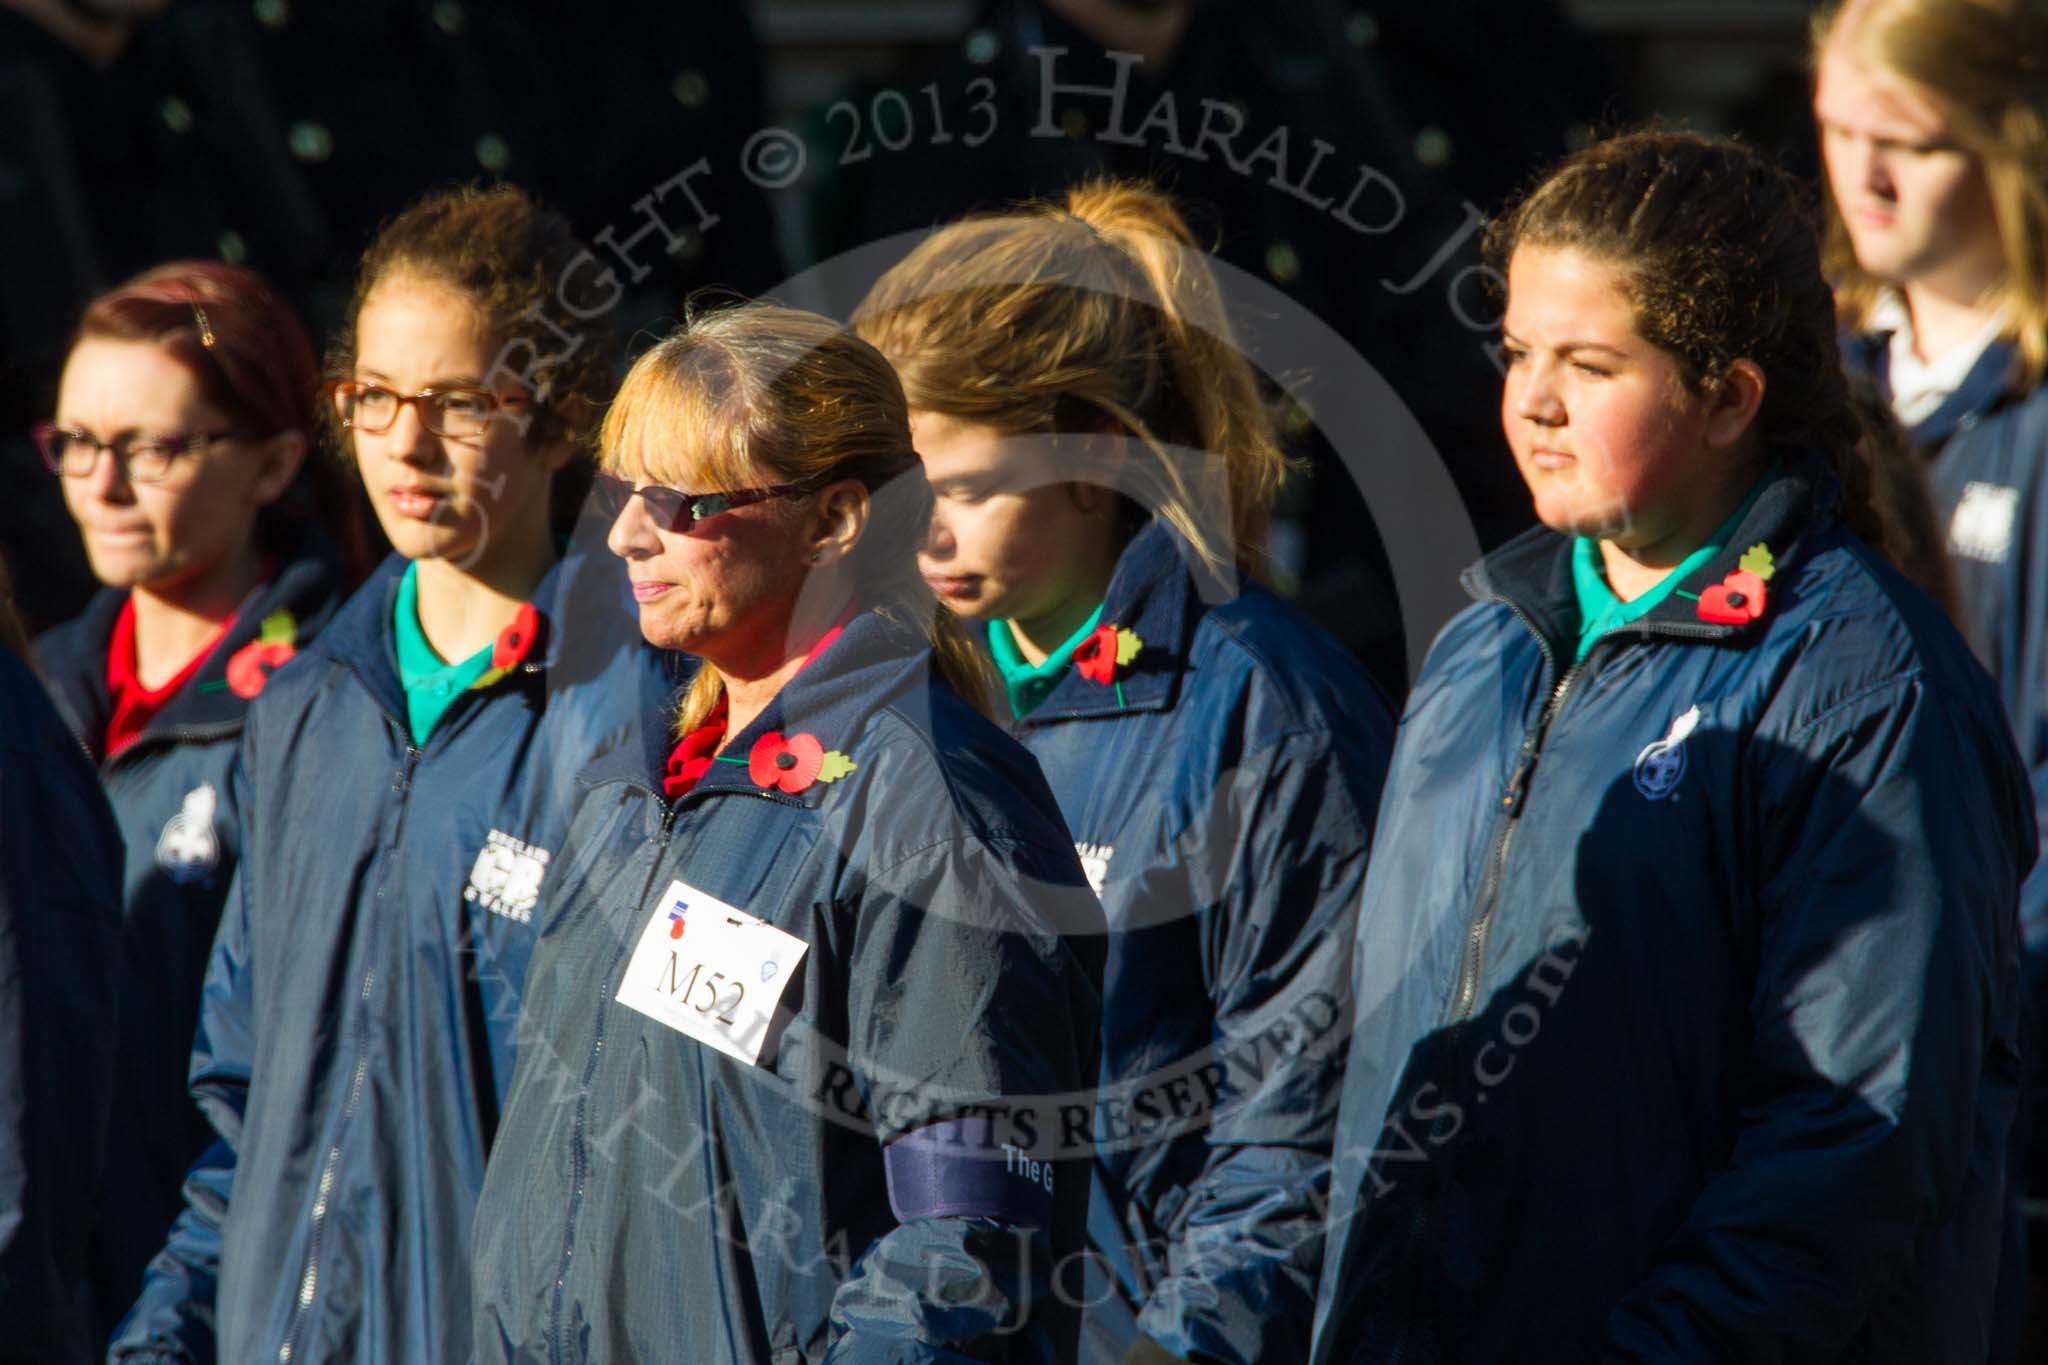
[29,259,349,1350]
[33,423,242,483]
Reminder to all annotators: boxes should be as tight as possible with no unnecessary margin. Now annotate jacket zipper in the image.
[1387,605,1734,1363]
[548,792,681,1365]
[278,743,421,1364]
[1383,606,1575,1365]
[1447,617,1581,1024]
[1445,607,1740,1023]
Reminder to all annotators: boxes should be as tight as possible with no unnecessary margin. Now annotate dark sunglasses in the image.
[591,474,816,533]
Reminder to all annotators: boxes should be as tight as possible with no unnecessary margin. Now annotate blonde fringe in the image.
[599,302,996,740]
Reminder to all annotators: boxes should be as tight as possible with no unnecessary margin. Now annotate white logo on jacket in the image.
[1075,843,1114,896]
[464,829,551,923]
[1949,482,2019,563]
[1633,706,1701,801]
[155,783,221,883]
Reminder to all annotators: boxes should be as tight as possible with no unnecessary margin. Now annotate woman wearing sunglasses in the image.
[469,302,1104,1363]
[29,260,355,1342]
[110,186,667,1365]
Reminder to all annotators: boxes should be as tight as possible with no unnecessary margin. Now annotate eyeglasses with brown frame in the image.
[325,379,531,439]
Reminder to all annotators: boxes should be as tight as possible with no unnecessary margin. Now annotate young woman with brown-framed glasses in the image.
[108,185,668,1365]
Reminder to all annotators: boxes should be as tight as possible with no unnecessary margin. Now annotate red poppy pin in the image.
[494,602,539,668]
[225,609,298,698]
[1073,623,1145,685]
[470,602,542,691]
[1696,544,1775,626]
[748,731,856,795]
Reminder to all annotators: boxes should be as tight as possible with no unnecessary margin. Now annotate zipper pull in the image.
[1501,730,1542,815]
[1501,756,1537,815]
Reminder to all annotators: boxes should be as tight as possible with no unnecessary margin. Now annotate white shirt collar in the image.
[1871,289,2008,426]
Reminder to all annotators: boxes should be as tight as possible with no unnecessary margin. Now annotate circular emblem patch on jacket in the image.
[1632,705,1701,801]
[156,783,222,883]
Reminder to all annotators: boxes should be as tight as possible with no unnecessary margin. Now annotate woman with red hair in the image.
[30,259,354,1342]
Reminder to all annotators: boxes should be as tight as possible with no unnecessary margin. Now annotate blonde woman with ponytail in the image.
[856,181,1396,1365]
[469,301,1105,1364]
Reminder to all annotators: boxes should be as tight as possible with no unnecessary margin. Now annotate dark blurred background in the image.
[0,0,1825,684]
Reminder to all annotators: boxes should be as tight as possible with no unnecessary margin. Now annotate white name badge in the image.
[615,879,809,1066]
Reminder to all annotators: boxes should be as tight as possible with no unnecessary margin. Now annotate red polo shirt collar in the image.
[104,595,235,759]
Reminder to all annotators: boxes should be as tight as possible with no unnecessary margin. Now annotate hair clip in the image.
[192,303,217,349]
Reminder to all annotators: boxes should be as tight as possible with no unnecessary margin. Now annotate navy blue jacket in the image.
[0,644,123,1364]
[34,555,341,1340]
[106,546,671,1365]
[1311,454,2031,1363]
[1845,333,2048,1191]
[470,604,1106,1364]
[998,521,1392,1363]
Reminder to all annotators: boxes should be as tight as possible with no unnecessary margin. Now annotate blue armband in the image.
[882,1117,1057,1229]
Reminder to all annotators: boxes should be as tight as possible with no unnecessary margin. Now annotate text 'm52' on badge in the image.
[616,879,809,1066]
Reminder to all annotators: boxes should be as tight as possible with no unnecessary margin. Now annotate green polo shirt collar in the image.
[394,562,499,745]
[1571,462,1777,663]
[988,604,1105,719]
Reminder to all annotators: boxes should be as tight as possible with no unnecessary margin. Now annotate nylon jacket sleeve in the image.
[1136,730,1379,1365]
[2015,760,2048,1200]
[107,748,258,1365]
[823,836,1104,1364]
[1603,675,2029,1361]
[0,713,121,1365]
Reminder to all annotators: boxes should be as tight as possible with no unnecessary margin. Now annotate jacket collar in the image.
[1016,518,1215,725]
[35,550,341,761]
[583,603,940,811]
[310,543,615,733]
[1913,340,2023,446]
[1461,449,1841,671]
[1844,327,2023,448]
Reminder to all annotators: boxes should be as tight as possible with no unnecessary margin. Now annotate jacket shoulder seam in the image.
[860,830,1076,887]
[1194,606,1384,735]
[855,702,1075,871]
[1774,669,1925,745]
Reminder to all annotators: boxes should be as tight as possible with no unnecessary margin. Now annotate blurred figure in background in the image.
[1814,1,2048,1352]
[29,260,352,1344]
[0,0,785,631]
[0,553,123,1365]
